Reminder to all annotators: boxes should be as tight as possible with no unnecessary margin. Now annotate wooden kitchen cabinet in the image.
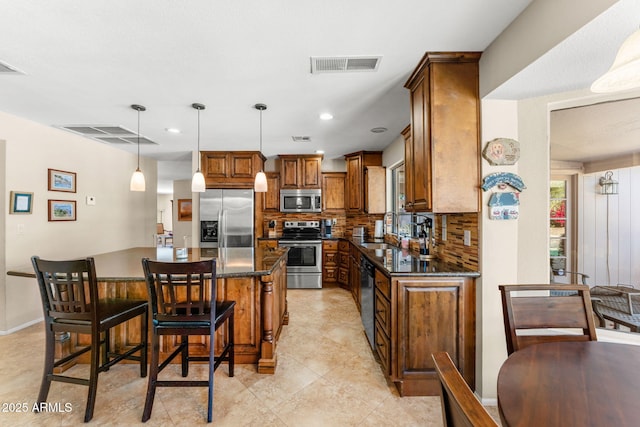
[338,240,350,288]
[201,151,266,188]
[374,269,391,375]
[401,125,413,212]
[392,276,475,396]
[278,154,322,189]
[349,242,361,311]
[404,52,480,213]
[322,240,338,284]
[262,172,280,212]
[322,172,346,212]
[344,151,384,214]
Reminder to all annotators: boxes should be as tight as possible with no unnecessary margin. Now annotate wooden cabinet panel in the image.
[262,172,280,212]
[364,166,386,214]
[338,240,350,288]
[344,151,383,214]
[278,155,322,189]
[393,276,475,396]
[375,269,390,300]
[374,318,391,375]
[302,157,321,188]
[404,52,480,213]
[375,288,391,337]
[322,172,346,212]
[201,151,265,188]
[322,240,338,284]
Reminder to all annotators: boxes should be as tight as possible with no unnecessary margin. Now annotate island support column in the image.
[258,258,288,373]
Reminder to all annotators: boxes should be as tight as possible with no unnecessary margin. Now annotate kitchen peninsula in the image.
[8,246,288,374]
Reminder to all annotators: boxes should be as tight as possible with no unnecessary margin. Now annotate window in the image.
[550,176,576,283]
[389,163,411,236]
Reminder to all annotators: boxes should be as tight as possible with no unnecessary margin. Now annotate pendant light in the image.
[254,103,268,193]
[130,104,146,191]
[591,28,640,93]
[191,103,206,192]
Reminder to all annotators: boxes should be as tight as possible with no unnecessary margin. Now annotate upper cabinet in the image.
[201,151,266,188]
[322,172,346,212]
[344,151,385,214]
[404,52,481,213]
[262,172,280,212]
[278,155,322,189]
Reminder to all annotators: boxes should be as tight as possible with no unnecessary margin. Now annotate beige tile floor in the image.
[0,285,501,426]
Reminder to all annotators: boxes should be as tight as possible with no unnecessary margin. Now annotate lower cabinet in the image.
[374,269,391,375]
[338,240,350,288]
[349,244,361,312]
[391,276,476,396]
[322,240,338,284]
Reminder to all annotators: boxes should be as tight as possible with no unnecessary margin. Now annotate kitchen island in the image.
[8,246,288,374]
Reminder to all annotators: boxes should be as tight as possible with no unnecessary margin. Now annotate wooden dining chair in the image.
[31,256,148,422]
[432,352,498,427]
[141,258,235,423]
[499,284,597,355]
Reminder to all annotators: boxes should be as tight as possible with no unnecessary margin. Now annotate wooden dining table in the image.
[497,341,640,427]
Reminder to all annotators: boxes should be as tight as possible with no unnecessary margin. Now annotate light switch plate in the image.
[463,230,471,246]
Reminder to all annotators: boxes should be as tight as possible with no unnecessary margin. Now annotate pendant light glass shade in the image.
[191,103,206,192]
[591,29,640,93]
[130,104,146,191]
[254,103,268,193]
[254,170,267,192]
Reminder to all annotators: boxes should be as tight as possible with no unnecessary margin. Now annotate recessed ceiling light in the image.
[319,113,333,121]
[165,128,181,134]
[371,127,388,133]
[315,150,325,154]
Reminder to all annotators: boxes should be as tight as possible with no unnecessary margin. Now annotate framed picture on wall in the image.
[48,199,76,221]
[9,191,33,214]
[48,168,76,193]
[177,199,192,221]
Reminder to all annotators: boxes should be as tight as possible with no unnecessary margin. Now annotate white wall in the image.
[578,166,640,286]
[1,111,157,333]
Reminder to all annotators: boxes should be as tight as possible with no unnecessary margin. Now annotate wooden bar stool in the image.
[141,258,235,423]
[31,256,148,422]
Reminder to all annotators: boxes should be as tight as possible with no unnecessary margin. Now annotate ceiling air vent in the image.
[310,56,382,74]
[292,136,312,142]
[0,60,23,74]
[57,125,157,145]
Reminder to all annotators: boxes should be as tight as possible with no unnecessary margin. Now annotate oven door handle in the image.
[278,240,321,245]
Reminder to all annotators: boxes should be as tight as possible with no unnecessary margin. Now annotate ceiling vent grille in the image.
[0,60,24,74]
[310,56,382,73]
[57,125,157,145]
[292,136,312,142]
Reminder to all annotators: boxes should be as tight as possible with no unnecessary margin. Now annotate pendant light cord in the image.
[136,108,141,169]
[259,108,263,153]
[197,107,201,172]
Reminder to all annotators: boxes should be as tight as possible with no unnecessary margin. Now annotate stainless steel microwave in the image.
[280,189,322,213]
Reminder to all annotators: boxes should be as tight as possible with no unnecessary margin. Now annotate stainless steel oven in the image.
[278,221,322,289]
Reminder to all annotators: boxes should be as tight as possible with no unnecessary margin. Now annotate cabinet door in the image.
[302,157,321,188]
[202,152,229,179]
[322,172,346,212]
[229,153,257,179]
[262,172,280,212]
[394,277,475,395]
[410,76,430,211]
[346,155,362,212]
[280,158,300,188]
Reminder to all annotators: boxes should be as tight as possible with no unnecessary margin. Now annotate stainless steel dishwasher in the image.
[360,255,375,349]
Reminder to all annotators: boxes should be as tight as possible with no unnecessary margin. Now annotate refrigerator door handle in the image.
[221,209,227,248]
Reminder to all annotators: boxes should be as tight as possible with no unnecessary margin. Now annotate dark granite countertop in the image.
[7,247,288,282]
[350,238,480,277]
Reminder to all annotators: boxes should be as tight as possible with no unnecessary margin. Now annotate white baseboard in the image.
[0,317,43,335]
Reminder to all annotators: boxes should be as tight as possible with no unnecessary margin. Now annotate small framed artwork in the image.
[10,191,33,214]
[48,199,76,221]
[177,199,192,221]
[48,168,77,193]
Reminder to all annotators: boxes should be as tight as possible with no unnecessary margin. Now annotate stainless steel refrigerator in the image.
[199,189,254,248]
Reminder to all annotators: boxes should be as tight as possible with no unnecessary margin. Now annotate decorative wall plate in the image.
[482,172,526,192]
[482,138,520,165]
